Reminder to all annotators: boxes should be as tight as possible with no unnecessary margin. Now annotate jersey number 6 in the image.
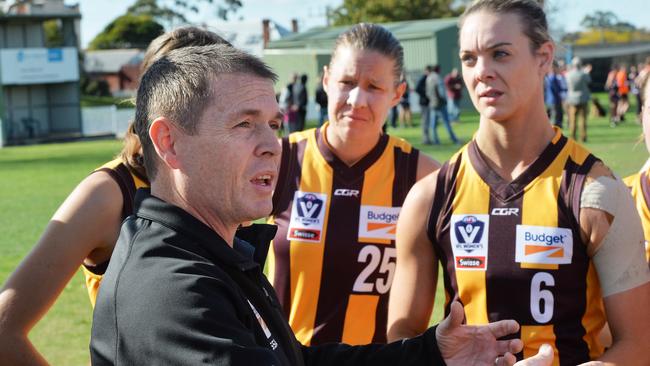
[530,272,555,323]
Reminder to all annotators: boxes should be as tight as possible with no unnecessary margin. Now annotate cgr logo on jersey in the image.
[515,225,573,265]
[358,205,401,240]
[334,188,360,197]
[450,214,490,271]
[491,207,519,216]
[287,191,328,243]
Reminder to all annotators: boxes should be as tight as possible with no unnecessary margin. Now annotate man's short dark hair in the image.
[134,45,277,180]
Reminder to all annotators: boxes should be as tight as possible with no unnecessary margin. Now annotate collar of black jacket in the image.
[134,188,277,271]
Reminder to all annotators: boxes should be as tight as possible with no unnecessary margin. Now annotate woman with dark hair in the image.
[388,1,650,364]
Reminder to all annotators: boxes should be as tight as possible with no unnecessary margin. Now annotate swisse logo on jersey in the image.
[450,214,489,271]
[455,256,485,269]
[358,205,401,240]
[287,191,328,243]
[334,188,360,197]
[515,225,573,265]
[491,207,519,216]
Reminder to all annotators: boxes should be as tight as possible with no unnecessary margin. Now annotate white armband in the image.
[580,176,650,297]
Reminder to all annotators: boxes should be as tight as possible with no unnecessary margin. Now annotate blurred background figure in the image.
[566,56,591,142]
[280,73,298,133]
[399,75,412,127]
[293,73,308,131]
[315,75,328,127]
[544,61,566,128]
[416,65,432,143]
[444,68,463,123]
[426,65,459,144]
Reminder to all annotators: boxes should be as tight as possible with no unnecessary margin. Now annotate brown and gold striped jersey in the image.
[427,129,606,365]
[624,170,650,263]
[268,122,420,346]
[82,158,149,307]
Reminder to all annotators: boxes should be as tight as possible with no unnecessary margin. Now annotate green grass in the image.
[0,98,647,364]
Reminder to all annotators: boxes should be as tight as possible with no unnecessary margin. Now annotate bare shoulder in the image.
[416,153,441,181]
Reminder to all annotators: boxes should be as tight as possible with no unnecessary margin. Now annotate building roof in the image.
[267,17,458,49]
[84,49,143,74]
[564,41,650,59]
[206,19,292,56]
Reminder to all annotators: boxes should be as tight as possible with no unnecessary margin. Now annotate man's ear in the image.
[149,117,182,170]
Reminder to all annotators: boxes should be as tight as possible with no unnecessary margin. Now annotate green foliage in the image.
[43,19,64,47]
[88,14,164,50]
[329,0,466,26]
[568,10,648,45]
[128,0,242,25]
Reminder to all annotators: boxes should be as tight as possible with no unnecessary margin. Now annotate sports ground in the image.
[0,94,647,364]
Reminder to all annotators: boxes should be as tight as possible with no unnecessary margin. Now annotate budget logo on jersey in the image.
[515,225,573,265]
[358,205,401,240]
[287,191,328,243]
[450,214,489,271]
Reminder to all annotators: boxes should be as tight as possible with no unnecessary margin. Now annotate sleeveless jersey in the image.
[623,171,650,263]
[82,158,149,307]
[427,129,606,365]
[268,122,420,346]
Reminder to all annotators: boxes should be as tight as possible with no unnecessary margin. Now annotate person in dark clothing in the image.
[315,76,328,127]
[416,66,432,142]
[90,43,551,366]
[293,74,308,131]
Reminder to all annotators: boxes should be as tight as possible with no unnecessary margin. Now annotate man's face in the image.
[175,73,282,228]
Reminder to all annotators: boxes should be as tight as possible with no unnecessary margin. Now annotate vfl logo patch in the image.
[450,214,489,271]
[515,225,573,265]
[358,206,401,240]
[287,191,327,243]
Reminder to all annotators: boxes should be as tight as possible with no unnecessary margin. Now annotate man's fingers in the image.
[495,338,523,356]
[439,301,465,334]
[487,318,520,339]
[496,353,517,366]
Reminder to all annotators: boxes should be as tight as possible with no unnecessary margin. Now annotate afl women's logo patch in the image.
[287,191,328,243]
[450,214,490,271]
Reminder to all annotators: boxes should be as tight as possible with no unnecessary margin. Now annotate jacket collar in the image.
[134,189,277,271]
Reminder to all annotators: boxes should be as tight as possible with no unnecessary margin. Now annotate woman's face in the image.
[459,11,552,123]
[323,46,404,143]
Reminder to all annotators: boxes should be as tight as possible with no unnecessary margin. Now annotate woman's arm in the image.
[388,172,440,341]
[0,172,124,366]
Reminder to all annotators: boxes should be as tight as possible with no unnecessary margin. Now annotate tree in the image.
[328,0,467,26]
[88,14,164,50]
[128,0,242,26]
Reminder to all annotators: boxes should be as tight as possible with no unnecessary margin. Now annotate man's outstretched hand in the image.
[436,301,522,366]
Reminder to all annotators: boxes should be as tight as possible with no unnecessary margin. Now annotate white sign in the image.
[0,47,79,85]
[358,205,401,241]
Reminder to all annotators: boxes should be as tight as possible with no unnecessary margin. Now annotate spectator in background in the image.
[315,75,328,127]
[605,65,620,124]
[544,61,566,128]
[566,56,591,142]
[293,74,308,131]
[399,76,413,127]
[616,64,630,122]
[415,65,432,143]
[426,65,459,144]
[444,68,463,123]
[280,73,298,133]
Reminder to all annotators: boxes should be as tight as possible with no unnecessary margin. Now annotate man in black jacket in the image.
[90,44,552,366]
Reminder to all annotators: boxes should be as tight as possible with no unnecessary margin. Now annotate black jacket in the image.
[91,189,446,366]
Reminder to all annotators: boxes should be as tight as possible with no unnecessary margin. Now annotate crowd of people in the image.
[1,0,649,365]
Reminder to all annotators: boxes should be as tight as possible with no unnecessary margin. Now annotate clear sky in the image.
[69,0,650,48]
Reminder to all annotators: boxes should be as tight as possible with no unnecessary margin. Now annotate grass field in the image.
[0,95,647,364]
